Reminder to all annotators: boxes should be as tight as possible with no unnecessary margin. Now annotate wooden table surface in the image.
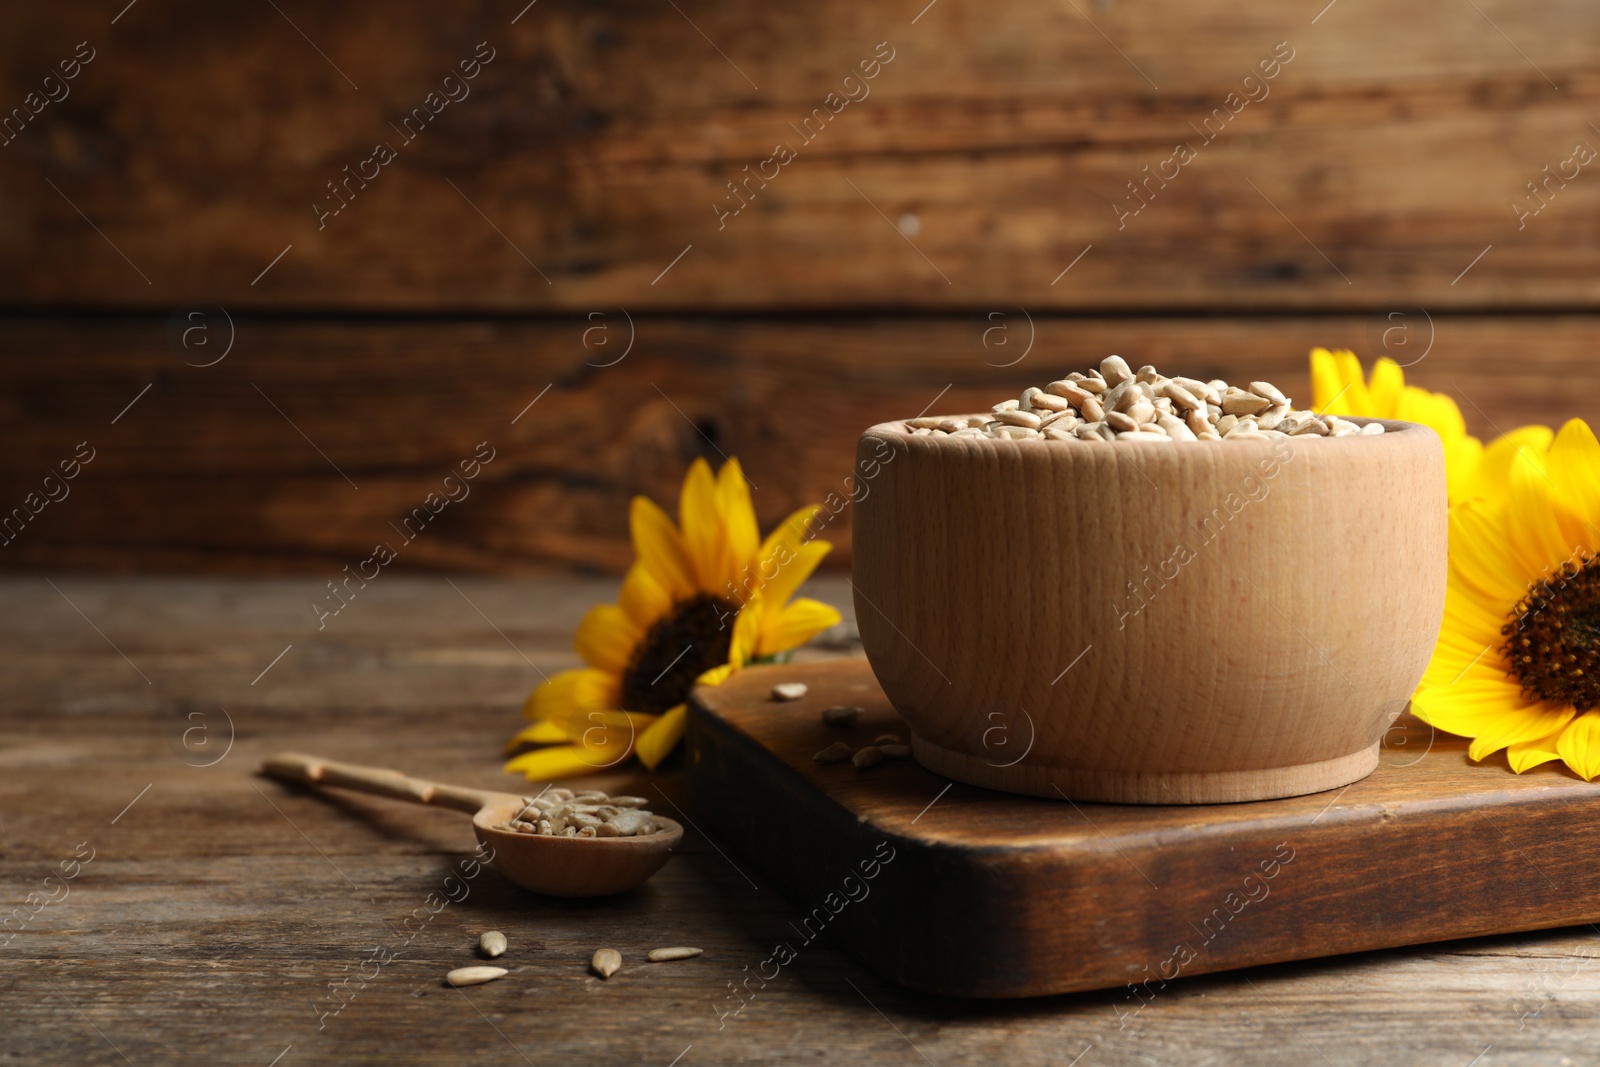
[4,574,1598,1066]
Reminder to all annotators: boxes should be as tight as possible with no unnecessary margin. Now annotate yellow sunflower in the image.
[504,458,841,780]
[1310,348,1483,501]
[1411,419,1600,779]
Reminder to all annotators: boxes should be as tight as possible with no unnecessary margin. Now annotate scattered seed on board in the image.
[909,357,1385,444]
[815,741,852,764]
[771,682,808,701]
[492,789,667,838]
[591,948,623,979]
[822,705,863,726]
[479,931,507,959]
[878,744,911,759]
[647,947,704,962]
[446,966,507,987]
[852,746,885,769]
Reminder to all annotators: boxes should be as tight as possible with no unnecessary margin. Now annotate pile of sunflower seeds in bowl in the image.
[907,355,1386,443]
[495,787,668,838]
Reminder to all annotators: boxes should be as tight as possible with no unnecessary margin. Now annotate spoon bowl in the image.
[262,752,682,897]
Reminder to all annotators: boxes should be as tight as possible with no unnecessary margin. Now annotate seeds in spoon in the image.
[647,947,704,962]
[592,948,623,978]
[446,966,507,987]
[479,931,507,958]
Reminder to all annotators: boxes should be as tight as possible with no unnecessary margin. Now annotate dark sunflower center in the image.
[620,593,739,715]
[1501,553,1600,710]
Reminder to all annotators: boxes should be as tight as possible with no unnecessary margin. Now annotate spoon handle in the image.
[261,752,509,815]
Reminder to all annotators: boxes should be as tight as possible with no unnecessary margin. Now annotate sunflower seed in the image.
[822,705,863,726]
[480,931,508,958]
[995,409,1043,429]
[771,683,808,701]
[591,949,622,979]
[1249,381,1288,405]
[1100,355,1134,385]
[447,966,508,987]
[814,741,852,764]
[1361,421,1387,435]
[874,733,903,745]
[905,362,1356,446]
[852,746,885,769]
[647,946,704,962]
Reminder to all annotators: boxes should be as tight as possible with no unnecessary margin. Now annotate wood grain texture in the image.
[851,417,1447,802]
[690,658,1600,998]
[4,1,1600,309]
[4,575,1600,1066]
[0,312,1591,574]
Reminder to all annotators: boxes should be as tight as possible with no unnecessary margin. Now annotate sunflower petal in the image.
[760,539,832,612]
[503,744,607,781]
[634,704,688,770]
[1310,348,1347,414]
[618,563,673,631]
[1557,713,1600,781]
[679,458,725,591]
[757,596,842,658]
[756,505,823,570]
[729,595,765,668]
[631,495,697,601]
[1367,357,1405,418]
[524,668,620,722]
[1507,448,1574,581]
[1469,425,1553,507]
[574,604,642,674]
[1507,726,1567,773]
[1334,350,1372,413]
[504,719,572,753]
[716,459,761,588]
[1447,501,1529,607]
[1547,419,1600,547]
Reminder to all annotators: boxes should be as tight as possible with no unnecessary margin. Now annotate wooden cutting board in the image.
[685,659,1600,999]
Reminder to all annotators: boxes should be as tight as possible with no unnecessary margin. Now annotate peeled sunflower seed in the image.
[874,734,902,746]
[852,746,885,769]
[647,946,704,962]
[771,683,808,702]
[814,741,852,764]
[479,931,507,958]
[591,948,623,979]
[822,705,863,726]
[446,966,507,987]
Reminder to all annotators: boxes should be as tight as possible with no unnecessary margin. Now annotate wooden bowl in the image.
[851,417,1447,804]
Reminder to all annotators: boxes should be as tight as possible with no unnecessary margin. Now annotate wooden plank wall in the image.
[2,1,1596,571]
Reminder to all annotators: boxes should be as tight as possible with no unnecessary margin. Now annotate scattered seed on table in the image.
[874,734,902,746]
[771,683,808,701]
[647,947,704,962]
[591,948,622,979]
[822,705,862,726]
[878,744,911,758]
[814,741,852,764]
[852,746,885,769]
[446,966,507,987]
[479,931,507,958]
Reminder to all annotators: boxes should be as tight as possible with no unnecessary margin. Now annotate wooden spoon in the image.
[260,752,682,897]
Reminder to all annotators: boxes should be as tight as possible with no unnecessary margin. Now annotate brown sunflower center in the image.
[1501,553,1600,710]
[620,593,739,715]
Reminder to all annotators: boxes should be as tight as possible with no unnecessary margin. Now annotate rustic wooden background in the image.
[3,0,1598,571]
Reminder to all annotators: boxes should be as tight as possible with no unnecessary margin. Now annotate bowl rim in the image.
[863,414,1435,448]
